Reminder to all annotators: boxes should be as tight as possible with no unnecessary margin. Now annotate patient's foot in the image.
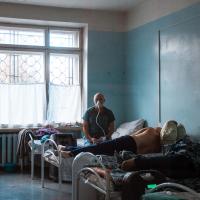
[121,158,135,171]
[58,145,66,151]
[61,150,72,158]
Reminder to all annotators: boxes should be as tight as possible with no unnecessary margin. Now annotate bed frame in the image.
[72,152,121,200]
[41,138,62,188]
[38,141,200,200]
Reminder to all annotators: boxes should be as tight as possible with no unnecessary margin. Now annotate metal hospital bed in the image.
[37,140,200,200]
[72,152,121,200]
[41,139,63,188]
[39,143,121,197]
[72,152,200,200]
[28,132,77,182]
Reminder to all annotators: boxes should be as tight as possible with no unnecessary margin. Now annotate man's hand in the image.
[91,137,107,144]
[121,158,135,171]
[91,137,98,144]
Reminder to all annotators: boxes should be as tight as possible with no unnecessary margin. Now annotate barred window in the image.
[0,24,82,127]
[0,26,44,46]
[0,51,44,84]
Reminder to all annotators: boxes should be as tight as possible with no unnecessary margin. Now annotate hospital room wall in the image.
[125,2,200,135]
[87,31,126,126]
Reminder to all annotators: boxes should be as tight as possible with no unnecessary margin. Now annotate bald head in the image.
[93,93,105,106]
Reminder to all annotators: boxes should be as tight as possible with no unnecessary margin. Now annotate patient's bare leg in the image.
[58,145,66,151]
[60,136,137,157]
[61,151,73,158]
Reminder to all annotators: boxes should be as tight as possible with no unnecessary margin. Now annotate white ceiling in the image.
[0,0,144,11]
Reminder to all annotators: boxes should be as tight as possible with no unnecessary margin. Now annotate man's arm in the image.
[82,120,92,142]
[106,121,115,139]
[121,154,191,172]
[83,120,98,144]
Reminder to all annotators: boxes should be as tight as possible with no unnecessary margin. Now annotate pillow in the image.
[114,119,145,138]
[115,128,130,137]
[112,131,120,139]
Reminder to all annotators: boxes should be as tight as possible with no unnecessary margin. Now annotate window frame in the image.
[0,22,83,124]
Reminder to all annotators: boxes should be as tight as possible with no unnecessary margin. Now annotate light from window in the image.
[50,30,79,48]
[50,54,79,86]
[0,26,45,46]
[0,25,82,127]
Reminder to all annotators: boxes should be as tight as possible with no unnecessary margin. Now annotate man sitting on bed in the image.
[82,92,115,146]
[59,120,180,158]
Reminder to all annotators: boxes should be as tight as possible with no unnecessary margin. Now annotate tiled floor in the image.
[0,172,72,200]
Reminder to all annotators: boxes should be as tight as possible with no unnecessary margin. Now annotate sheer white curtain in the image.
[47,84,81,123]
[0,83,46,127]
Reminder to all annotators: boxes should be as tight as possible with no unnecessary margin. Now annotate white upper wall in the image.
[0,0,144,12]
[126,0,200,31]
[0,1,200,32]
[0,3,126,32]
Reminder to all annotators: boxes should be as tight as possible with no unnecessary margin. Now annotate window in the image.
[0,24,83,127]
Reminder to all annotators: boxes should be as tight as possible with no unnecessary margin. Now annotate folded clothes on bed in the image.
[35,127,60,138]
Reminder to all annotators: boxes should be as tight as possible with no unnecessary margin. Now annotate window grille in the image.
[0,24,82,127]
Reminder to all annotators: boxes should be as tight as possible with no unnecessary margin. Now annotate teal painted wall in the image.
[125,2,200,135]
[160,15,200,136]
[126,24,159,126]
[87,31,126,126]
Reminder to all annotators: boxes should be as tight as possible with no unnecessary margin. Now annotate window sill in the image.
[0,125,82,133]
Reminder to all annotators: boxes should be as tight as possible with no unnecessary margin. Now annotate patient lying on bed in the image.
[59,120,182,158]
[58,121,200,200]
[58,126,161,158]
